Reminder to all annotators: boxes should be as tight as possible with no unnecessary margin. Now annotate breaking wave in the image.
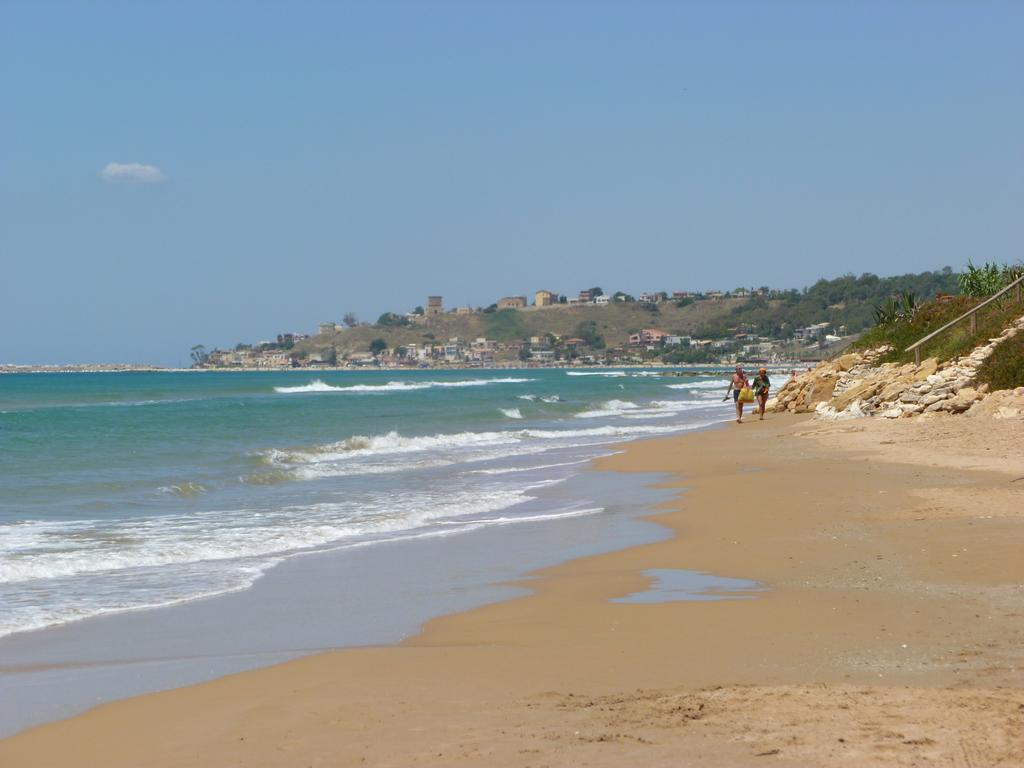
[274,377,533,394]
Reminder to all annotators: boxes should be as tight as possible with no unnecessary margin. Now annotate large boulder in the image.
[834,353,861,372]
[832,376,883,412]
[912,357,940,381]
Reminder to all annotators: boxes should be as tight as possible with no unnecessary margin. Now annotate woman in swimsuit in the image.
[752,367,771,420]
[724,365,749,423]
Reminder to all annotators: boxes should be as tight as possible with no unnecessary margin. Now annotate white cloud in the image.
[99,162,167,184]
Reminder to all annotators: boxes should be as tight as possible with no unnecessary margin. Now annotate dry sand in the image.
[2,413,1022,767]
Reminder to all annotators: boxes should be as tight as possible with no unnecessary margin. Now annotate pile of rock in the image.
[768,313,1024,420]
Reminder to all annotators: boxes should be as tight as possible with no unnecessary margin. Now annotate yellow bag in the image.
[738,387,755,403]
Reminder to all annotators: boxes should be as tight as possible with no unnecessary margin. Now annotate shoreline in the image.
[0,464,680,737]
[3,413,1023,765]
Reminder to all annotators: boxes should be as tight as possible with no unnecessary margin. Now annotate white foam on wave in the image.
[665,380,726,390]
[0,473,616,639]
[499,407,523,419]
[442,507,604,526]
[274,377,533,394]
[469,458,597,475]
[156,482,207,497]
[575,399,641,419]
[0,484,532,588]
[265,422,689,469]
[575,397,720,421]
[566,370,627,377]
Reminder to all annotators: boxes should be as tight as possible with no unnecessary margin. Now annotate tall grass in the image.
[977,333,1024,390]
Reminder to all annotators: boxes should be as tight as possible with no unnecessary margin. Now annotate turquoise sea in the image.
[0,368,732,639]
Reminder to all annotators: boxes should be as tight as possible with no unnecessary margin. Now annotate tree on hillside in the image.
[574,320,606,349]
[343,313,359,328]
[613,291,635,302]
[411,306,425,315]
[190,345,208,366]
[369,338,388,355]
[377,312,410,327]
[586,286,604,297]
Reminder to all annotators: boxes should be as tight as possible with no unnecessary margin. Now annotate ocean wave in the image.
[520,394,562,402]
[440,507,604,526]
[469,458,598,475]
[0,486,532,587]
[274,377,533,394]
[575,398,720,421]
[499,407,523,419]
[0,496,609,638]
[156,482,207,497]
[575,399,641,419]
[565,370,627,377]
[665,380,726,390]
[263,423,689,469]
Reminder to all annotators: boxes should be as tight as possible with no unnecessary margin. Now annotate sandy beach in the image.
[3,412,1023,767]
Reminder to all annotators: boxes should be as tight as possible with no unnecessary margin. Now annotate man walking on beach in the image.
[752,367,771,421]
[724,365,749,423]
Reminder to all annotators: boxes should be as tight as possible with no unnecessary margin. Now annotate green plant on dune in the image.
[958,261,1023,298]
[870,292,918,327]
[871,297,900,326]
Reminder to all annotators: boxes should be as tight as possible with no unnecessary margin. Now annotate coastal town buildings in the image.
[497,296,528,310]
[629,329,668,346]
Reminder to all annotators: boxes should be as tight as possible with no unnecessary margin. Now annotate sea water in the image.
[0,368,733,640]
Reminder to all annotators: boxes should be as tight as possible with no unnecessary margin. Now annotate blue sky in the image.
[1,1,1021,365]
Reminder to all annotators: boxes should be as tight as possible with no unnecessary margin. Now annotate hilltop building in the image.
[534,290,558,307]
[497,296,527,310]
[426,296,444,315]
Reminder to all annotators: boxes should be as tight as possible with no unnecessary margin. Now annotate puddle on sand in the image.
[611,569,765,604]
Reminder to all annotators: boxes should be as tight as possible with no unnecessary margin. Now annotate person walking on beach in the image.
[752,367,771,420]
[724,365,749,423]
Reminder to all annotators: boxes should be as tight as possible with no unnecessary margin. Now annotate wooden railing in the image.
[905,274,1024,365]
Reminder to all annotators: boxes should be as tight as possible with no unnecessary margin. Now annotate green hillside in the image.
[692,269,960,340]
[286,269,961,360]
[295,299,748,359]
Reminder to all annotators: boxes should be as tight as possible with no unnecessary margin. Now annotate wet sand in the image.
[2,413,1023,767]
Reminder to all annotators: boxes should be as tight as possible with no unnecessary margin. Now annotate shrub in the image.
[977,332,1024,391]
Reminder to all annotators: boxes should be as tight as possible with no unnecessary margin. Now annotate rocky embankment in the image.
[768,314,1024,420]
